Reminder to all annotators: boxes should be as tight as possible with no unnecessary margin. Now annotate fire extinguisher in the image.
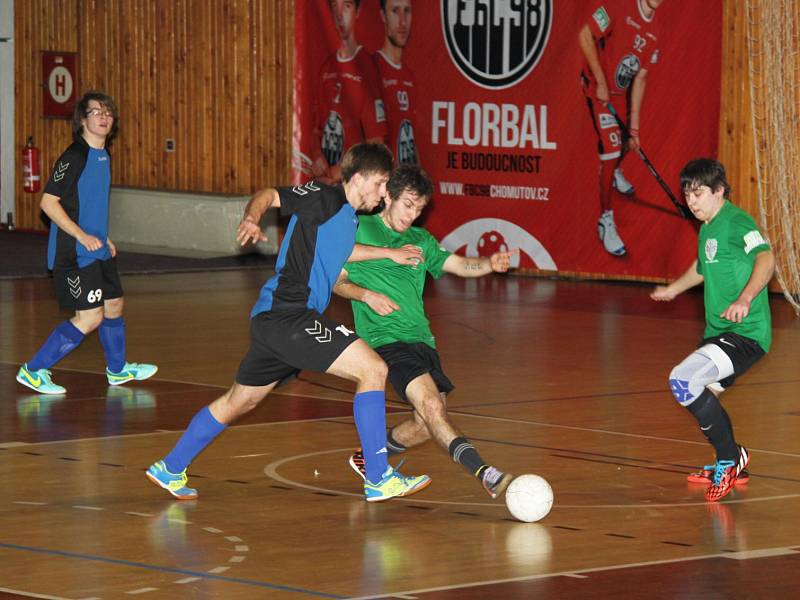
[22,136,42,193]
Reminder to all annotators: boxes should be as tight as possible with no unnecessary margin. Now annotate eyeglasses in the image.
[85,108,114,118]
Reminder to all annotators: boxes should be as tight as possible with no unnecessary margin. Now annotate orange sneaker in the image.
[687,465,749,485]
[706,446,750,502]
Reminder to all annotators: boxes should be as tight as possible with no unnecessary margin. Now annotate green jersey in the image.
[696,200,771,351]
[345,214,452,349]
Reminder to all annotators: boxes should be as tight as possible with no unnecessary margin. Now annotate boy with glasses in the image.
[17,91,157,395]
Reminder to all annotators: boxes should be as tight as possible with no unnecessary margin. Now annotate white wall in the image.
[0,0,14,226]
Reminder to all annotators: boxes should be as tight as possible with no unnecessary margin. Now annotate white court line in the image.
[345,546,800,600]
[263,448,800,509]
[0,588,75,600]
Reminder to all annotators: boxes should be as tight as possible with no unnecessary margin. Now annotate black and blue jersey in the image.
[251,182,358,317]
[44,137,112,270]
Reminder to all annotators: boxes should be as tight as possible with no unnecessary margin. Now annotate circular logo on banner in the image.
[441,0,553,90]
[321,111,344,166]
[48,66,74,104]
[441,218,556,270]
[397,120,417,165]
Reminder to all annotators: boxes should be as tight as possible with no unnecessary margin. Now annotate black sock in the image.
[386,427,406,455]
[448,437,487,478]
[686,389,739,461]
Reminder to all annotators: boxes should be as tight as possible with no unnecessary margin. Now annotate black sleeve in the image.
[276,181,346,224]
[43,142,87,198]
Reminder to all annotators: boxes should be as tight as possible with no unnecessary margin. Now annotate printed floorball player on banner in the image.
[375,0,419,166]
[312,0,388,184]
[578,0,664,256]
[16,91,158,395]
[146,143,432,504]
[650,158,774,503]
[334,165,517,500]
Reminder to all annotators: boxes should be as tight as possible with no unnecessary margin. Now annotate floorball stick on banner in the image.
[605,102,694,220]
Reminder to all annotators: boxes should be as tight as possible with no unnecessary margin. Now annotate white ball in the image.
[505,474,553,523]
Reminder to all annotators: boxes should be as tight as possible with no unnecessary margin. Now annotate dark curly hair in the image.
[72,91,119,148]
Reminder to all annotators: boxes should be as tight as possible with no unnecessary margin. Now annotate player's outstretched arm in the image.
[721,250,775,323]
[41,192,102,251]
[650,260,704,302]
[333,269,399,316]
[236,188,280,246]
[443,249,518,278]
[349,243,424,266]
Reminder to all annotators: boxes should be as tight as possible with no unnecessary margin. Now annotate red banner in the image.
[293,1,721,279]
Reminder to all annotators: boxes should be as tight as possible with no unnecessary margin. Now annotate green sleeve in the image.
[422,231,452,279]
[730,213,770,258]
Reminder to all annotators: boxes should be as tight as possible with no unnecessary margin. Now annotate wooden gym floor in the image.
[1,270,799,599]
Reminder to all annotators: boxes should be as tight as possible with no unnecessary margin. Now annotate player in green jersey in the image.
[334,165,517,499]
[651,158,774,502]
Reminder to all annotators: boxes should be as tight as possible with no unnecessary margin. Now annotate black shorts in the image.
[375,341,454,403]
[236,308,360,387]
[702,332,765,389]
[53,258,123,311]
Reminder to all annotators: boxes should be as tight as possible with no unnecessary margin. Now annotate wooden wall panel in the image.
[718,0,758,217]
[13,0,79,231]
[14,0,293,231]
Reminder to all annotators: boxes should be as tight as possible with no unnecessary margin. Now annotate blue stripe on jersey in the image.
[76,148,112,268]
[306,204,358,311]
[47,223,58,271]
[251,215,298,316]
[251,203,357,316]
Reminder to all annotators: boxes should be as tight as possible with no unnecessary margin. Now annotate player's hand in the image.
[107,238,117,258]
[721,298,750,323]
[364,290,399,316]
[311,156,329,179]
[236,217,267,246]
[388,244,424,267]
[490,248,519,273]
[595,82,610,103]
[628,128,641,151]
[650,285,676,302]
[78,233,103,252]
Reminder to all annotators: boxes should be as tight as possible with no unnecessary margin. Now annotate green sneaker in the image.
[364,462,431,502]
[146,460,198,500]
[16,364,66,395]
[107,362,158,385]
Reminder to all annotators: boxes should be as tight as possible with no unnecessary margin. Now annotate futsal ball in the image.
[505,474,553,523]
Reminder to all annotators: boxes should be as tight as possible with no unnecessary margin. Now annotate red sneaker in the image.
[687,465,749,485]
[706,446,750,502]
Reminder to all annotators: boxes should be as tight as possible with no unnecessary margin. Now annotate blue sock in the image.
[99,316,126,373]
[353,390,388,483]
[163,406,227,473]
[28,320,85,371]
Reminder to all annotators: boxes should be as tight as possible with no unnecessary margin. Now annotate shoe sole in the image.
[365,476,432,503]
[613,184,635,195]
[16,374,66,395]
[146,471,198,500]
[348,455,366,481]
[108,366,159,386]
[487,473,514,500]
